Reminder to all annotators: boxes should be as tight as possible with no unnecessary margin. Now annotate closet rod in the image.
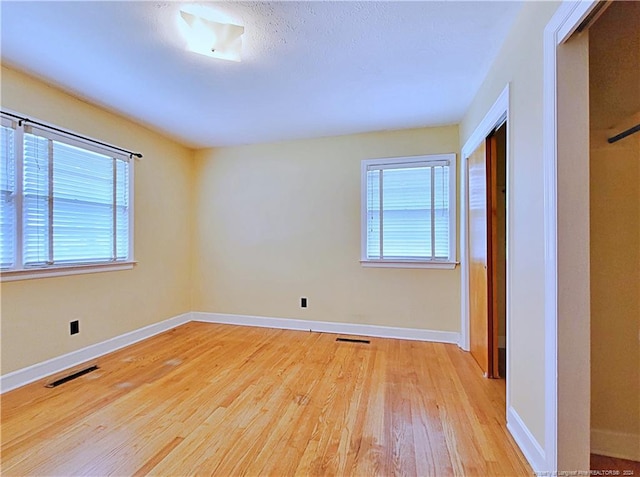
[608,123,640,144]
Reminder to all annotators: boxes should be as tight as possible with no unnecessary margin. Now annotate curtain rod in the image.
[608,123,640,144]
[1,110,143,159]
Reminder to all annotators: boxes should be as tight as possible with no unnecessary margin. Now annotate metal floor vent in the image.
[45,365,99,388]
[336,337,370,344]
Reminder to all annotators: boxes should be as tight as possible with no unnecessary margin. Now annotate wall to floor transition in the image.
[0,66,194,374]
[0,65,463,375]
[192,127,462,333]
[460,0,561,464]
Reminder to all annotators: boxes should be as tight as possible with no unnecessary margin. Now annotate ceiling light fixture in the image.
[178,9,244,62]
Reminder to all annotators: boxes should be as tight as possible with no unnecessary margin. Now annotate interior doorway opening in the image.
[492,122,507,380]
[548,0,639,469]
[467,118,507,381]
[587,0,640,468]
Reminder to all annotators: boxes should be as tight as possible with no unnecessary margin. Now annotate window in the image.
[1,120,16,269]
[1,113,134,281]
[361,154,456,268]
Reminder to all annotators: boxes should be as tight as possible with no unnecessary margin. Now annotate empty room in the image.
[1,1,638,476]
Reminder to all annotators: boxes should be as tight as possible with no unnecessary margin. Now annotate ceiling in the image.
[1,1,523,149]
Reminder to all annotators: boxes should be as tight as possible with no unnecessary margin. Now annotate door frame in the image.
[543,0,598,472]
[460,2,600,473]
[460,83,510,382]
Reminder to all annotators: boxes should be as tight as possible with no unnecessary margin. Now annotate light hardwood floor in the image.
[1,322,533,476]
[591,454,640,475]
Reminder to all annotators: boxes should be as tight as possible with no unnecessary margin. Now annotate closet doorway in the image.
[468,121,507,380]
[588,0,640,467]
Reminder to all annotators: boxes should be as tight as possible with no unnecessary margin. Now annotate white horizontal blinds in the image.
[115,158,129,260]
[383,166,432,259]
[0,123,16,268]
[366,159,450,260]
[23,127,130,267]
[433,165,450,259]
[23,131,50,265]
[366,169,381,258]
[52,141,114,263]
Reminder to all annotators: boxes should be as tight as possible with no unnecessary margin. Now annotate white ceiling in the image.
[1,1,522,149]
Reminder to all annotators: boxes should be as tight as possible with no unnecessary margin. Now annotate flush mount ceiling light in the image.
[178,9,244,62]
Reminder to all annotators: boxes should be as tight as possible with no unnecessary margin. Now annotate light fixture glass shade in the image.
[179,10,244,62]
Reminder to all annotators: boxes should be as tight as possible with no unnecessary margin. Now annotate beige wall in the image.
[556,31,591,471]
[589,0,640,459]
[590,127,640,456]
[192,127,461,332]
[0,66,194,374]
[460,0,561,452]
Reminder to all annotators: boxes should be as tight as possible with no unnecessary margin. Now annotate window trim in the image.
[360,153,457,269]
[0,111,135,281]
[1,261,136,282]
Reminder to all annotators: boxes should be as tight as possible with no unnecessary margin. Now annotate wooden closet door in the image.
[468,139,495,377]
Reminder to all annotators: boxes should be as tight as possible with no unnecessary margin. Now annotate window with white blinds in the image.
[0,114,133,279]
[1,120,16,269]
[361,154,456,268]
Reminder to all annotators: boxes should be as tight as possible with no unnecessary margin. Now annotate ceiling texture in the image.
[1,1,523,148]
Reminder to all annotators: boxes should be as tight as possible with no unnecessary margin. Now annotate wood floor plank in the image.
[591,454,640,474]
[1,322,534,476]
[132,436,185,477]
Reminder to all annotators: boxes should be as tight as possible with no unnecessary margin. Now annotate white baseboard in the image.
[7,310,563,468]
[507,406,547,473]
[192,312,460,345]
[0,311,459,394]
[0,313,191,393]
[592,428,640,462]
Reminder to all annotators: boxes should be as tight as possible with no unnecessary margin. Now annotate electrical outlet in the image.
[300,297,307,308]
[70,320,79,335]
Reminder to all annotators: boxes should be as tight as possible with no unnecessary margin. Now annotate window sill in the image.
[360,260,458,270]
[1,261,137,282]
